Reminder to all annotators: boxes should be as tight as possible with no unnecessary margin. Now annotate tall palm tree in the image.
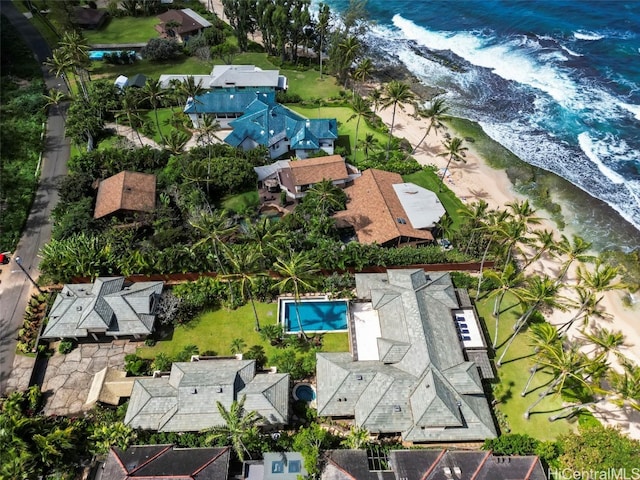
[141,78,168,144]
[273,250,320,341]
[457,199,489,255]
[524,341,593,419]
[496,275,567,366]
[607,359,640,412]
[382,80,416,161]
[58,31,91,100]
[483,262,526,348]
[304,179,347,216]
[205,395,262,462]
[412,97,449,154]
[521,322,561,397]
[522,228,556,271]
[221,245,266,331]
[117,92,145,147]
[358,133,380,160]
[196,115,222,195]
[43,88,70,123]
[352,57,373,96]
[336,35,361,86]
[475,208,512,297]
[368,87,383,113]
[437,136,468,191]
[581,326,625,364]
[239,216,285,262]
[179,76,205,126]
[190,208,238,275]
[557,260,624,333]
[44,50,73,92]
[164,130,189,155]
[555,234,595,283]
[347,96,372,159]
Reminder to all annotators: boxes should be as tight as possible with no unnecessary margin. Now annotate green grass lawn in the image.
[144,107,192,145]
[403,169,467,229]
[221,190,260,213]
[137,302,349,361]
[475,293,578,441]
[91,56,212,80]
[83,16,160,44]
[281,69,343,101]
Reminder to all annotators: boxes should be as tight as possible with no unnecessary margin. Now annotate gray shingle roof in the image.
[316,270,497,443]
[42,278,163,340]
[125,359,289,432]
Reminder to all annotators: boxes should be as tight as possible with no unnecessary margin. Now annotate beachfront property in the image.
[124,358,290,432]
[333,169,446,247]
[322,449,546,480]
[94,171,156,219]
[316,269,496,444]
[159,64,287,91]
[254,155,360,201]
[102,445,231,480]
[155,8,212,43]
[40,277,163,341]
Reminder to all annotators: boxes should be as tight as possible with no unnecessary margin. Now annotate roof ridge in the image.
[469,450,491,480]
[326,455,358,480]
[356,371,395,427]
[129,445,172,474]
[420,449,447,480]
[369,170,402,240]
[191,446,231,477]
[524,455,542,480]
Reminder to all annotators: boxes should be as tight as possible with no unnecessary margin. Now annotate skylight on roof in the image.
[396,217,407,224]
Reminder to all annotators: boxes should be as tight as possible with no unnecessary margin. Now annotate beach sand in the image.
[199,0,640,436]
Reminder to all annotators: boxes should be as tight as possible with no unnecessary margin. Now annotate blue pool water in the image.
[283,299,348,332]
[89,50,135,60]
[294,384,316,402]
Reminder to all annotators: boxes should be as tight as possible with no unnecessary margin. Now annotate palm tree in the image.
[117,93,145,147]
[44,50,73,92]
[347,96,372,159]
[521,322,561,397]
[607,359,640,412]
[522,228,556,271]
[141,78,168,144]
[336,35,361,86]
[179,76,205,126]
[557,260,624,334]
[524,341,592,419]
[412,97,449,154]
[382,80,416,161]
[475,208,512,297]
[58,31,91,99]
[483,262,526,348]
[273,250,320,341]
[368,87,383,113]
[457,199,489,255]
[190,208,238,275]
[164,130,189,155]
[304,179,347,216]
[205,395,262,462]
[437,136,468,191]
[555,234,595,283]
[221,245,266,331]
[230,338,247,355]
[43,88,70,123]
[581,326,625,363]
[341,426,370,449]
[496,275,567,367]
[358,133,380,160]
[239,216,285,262]
[352,57,373,96]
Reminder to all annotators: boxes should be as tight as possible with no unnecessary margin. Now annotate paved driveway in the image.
[42,341,140,416]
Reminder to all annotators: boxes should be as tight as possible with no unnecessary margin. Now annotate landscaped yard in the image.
[137,302,349,361]
[90,56,212,80]
[221,190,260,213]
[83,16,160,44]
[475,292,578,441]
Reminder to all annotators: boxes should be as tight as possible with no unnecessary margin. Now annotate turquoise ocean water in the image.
[319,0,640,251]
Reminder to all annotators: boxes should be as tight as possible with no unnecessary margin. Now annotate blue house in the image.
[225,99,338,159]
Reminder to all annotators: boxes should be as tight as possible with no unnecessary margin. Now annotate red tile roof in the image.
[94,171,156,219]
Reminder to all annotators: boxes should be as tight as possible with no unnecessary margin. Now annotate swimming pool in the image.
[89,50,136,60]
[279,297,349,333]
[293,383,316,402]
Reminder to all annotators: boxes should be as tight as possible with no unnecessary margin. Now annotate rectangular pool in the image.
[279,297,349,333]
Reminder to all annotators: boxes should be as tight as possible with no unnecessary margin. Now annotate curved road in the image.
[0,1,69,394]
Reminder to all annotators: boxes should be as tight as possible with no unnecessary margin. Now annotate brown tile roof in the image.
[94,171,156,219]
[333,169,434,246]
[288,155,349,186]
[157,9,205,35]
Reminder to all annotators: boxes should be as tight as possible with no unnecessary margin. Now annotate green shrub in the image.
[58,340,75,354]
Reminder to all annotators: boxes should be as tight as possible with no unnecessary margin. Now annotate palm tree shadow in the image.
[468,188,490,199]
[498,351,535,365]
[499,303,520,315]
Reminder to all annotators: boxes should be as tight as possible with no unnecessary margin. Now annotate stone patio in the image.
[41,340,141,416]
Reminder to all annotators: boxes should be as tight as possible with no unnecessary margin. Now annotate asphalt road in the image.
[0,1,69,394]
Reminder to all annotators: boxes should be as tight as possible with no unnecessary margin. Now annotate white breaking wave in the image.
[577,132,627,185]
[618,102,640,120]
[573,30,604,41]
[559,44,583,57]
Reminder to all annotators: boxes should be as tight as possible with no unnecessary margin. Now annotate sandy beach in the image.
[198,0,640,436]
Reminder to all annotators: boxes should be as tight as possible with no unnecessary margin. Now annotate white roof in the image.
[392,182,446,229]
[182,8,212,28]
[114,75,128,88]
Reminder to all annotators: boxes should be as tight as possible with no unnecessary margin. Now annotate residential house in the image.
[322,449,546,480]
[333,169,446,247]
[159,64,287,91]
[72,6,108,29]
[316,270,497,444]
[94,171,156,219]
[101,445,230,480]
[225,99,338,159]
[254,155,360,200]
[155,8,212,43]
[124,358,290,432]
[243,452,308,480]
[41,277,163,341]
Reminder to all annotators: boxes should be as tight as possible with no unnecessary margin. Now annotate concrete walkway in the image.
[41,341,141,416]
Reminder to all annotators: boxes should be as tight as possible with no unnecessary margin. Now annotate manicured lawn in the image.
[475,293,578,441]
[281,68,343,101]
[83,16,160,44]
[403,169,467,229]
[144,107,192,145]
[137,302,349,361]
[221,190,260,213]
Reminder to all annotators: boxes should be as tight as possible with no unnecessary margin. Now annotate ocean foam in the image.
[619,102,640,121]
[573,30,604,41]
[577,132,627,185]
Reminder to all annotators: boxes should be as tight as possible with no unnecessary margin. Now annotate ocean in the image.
[318,0,640,252]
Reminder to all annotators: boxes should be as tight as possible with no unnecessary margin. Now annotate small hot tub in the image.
[293,383,316,402]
